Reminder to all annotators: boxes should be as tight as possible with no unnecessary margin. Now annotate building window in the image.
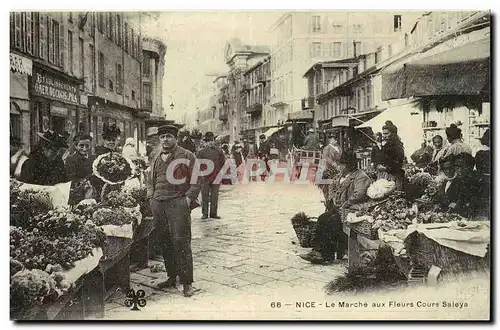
[365,83,372,109]
[393,15,402,32]
[98,52,104,87]
[332,42,341,57]
[353,42,361,57]
[116,63,123,94]
[98,13,104,32]
[108,79,114,91]
[375,49,382,63]
[26,12,33,55]
[143,83,152,108]
[124,22,128,53]
[356,89,361,111]
[143,52,150,76]
[131,28,135,57]
[39,13,46,59]
[321,43,330,57]
[312,15,321,33]
[109,13,114,40]
[131,90,136,100]
[89,44,95,92]
[310,42,321,57]
[332,24,343,33]
[79,37,84,78]
[352,24,363,33]
[68,30,73,73]
[117,14,121,46]
[68,12,73,22]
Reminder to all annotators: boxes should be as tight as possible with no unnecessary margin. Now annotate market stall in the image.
[10,151,154,320]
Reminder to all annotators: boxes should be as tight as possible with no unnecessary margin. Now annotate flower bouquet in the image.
[92,152,136,185]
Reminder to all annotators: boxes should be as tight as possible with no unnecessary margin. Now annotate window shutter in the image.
[47,16,53,63]
[20,13,26,52]
[54,21,61,67]
[26,12,32,54]
[39,14,45,59]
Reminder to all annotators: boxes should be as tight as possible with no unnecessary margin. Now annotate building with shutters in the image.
[10,11,165,155]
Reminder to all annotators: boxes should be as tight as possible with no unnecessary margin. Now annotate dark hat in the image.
[204,131,215,141]
[259,134,266,139]
[73,132,93,143]
[37,130,68,149]
[157,125,179,137]
[327,132,335,138]
[479,129,490,146]
[338,150,358,166]
[248,136,255,141]
[102,123,121,139]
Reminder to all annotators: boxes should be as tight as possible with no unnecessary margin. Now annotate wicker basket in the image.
[405,232,490,274]
[349,220,379,240]
[292,219,317,248]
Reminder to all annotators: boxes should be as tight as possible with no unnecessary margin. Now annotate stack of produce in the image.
[406,172,434,200]
[367,179,396,200]
[416,211,466,225]
[10,180,53,228]
[353,197,416,232]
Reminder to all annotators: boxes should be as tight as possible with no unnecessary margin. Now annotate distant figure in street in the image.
[147,125,201,297]
[303,128,320,150]
[322,133,341,168]
[258,134,271,181]
[19,130,68,185]
[221,143,230,157]
[242,138,250,159]
[196,131,226,220]
[92,124,122,200]
[232,141,244,167]
[246,136,259,182]
[178,130,196,153]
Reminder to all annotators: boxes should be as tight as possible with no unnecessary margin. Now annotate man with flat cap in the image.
[147,124,201,297]
[196,131,226,220]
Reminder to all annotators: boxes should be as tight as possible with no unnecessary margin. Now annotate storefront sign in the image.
[10,53,32,76]
[32,67,80,105]
[51,105,68,116]
[332,115,350,127]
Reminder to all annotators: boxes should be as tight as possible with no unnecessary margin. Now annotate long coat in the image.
[333,169,372,209]
[19,148,68,185]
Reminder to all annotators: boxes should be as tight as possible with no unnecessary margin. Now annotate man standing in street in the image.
[322,133,341,169]
[245,136,259,181]
[303,128,320,150]
[258,134,271,181]
[147,125,201,297]
[196,131,226,219]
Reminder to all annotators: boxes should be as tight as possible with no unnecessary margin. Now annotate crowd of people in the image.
[300,121,491,265]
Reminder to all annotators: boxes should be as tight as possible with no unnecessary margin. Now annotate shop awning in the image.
[263,126,282,139]
[215,134,230,143]
[357,103,423,157]
[382,38,490,101]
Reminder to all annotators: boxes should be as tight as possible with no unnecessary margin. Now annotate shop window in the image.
[10,113,21,141]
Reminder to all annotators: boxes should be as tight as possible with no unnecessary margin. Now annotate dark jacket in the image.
[258,140,271,159]
[437,176,478,218]
[333,169,372,208]
[475,149,490,176]
[146,145,201,204]
[65,153,95,182]
[196,146,226,184]
[381,136,405,176]
[95,145,115,157]
[179,137,196,153]
[19,148,68,185]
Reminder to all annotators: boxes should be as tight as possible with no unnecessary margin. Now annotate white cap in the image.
[308,128,314,133]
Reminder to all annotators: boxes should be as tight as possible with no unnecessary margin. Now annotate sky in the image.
[139,11,283,123]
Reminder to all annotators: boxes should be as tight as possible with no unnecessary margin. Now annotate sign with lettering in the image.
[10,53,32,76]
[32,67,80,105]
[332,115,350,127]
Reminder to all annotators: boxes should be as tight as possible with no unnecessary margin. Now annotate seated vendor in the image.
[300,150,371,264]
[437,152,479,217]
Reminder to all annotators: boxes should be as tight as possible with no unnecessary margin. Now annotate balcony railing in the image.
[256,72,270,84]
[246,103,262,115]
[301,97,315,110]
[240,82,250,92]
[143,99,153,110]
[219,112,228,121]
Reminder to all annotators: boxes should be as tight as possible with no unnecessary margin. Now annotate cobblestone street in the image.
[98,181,348,320]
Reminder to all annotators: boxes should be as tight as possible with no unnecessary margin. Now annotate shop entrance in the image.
[51,115,66,134]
